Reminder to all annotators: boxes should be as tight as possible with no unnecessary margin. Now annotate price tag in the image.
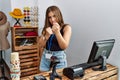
[45,53,52,59]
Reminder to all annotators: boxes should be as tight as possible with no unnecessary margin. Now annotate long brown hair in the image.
[42,5,64,35]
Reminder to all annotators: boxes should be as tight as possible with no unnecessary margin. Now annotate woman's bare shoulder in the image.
[63,24,71,31]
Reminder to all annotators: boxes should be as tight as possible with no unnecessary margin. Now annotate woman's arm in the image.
[38,27,53,48]
[52,24,72,49]
[38,35,47,49]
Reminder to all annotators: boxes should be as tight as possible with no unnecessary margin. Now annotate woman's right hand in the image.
[46,27,53,35]
[45,27,53,40]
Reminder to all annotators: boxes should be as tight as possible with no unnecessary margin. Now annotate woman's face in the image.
[48,11,57,25]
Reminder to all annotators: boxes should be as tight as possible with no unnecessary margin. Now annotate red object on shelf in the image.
[24,31,38,36]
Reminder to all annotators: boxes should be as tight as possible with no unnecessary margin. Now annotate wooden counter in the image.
[21,64,118,80]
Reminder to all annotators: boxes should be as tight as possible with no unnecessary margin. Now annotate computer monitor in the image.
[87,39,115,70]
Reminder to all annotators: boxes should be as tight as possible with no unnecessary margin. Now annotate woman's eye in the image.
[53,15,56,18]
[48,16,51,19]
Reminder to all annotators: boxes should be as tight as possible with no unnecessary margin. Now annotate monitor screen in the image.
[87,39,115,64]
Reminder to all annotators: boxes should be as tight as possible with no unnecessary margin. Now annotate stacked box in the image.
[10,52,21,80]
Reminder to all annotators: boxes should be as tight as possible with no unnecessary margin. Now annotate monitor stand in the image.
[92,55,107,71]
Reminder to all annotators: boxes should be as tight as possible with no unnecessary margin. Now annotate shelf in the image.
[15,36,37,38]
[13,26,38,29]
[14,45,38,51]
[11,27,40,77]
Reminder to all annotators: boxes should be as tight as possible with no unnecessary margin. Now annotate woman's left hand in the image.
[52,22,60,34]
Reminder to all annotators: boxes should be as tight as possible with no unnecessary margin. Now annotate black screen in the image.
[87,39,115,64]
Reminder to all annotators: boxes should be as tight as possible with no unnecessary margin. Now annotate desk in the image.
[21,64,118,80]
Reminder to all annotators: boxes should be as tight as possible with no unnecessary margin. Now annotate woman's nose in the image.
[51,17,55,21]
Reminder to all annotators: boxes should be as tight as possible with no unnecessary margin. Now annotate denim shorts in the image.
[39,49,67,71]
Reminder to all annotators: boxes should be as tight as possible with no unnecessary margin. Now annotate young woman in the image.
[39,5,72,71]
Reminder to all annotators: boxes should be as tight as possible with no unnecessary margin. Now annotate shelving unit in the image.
[11,27,40,77]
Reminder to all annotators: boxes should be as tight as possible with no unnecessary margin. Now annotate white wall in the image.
[0,0,11,18]
[54,0,120,79]
[11,0,38,9]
